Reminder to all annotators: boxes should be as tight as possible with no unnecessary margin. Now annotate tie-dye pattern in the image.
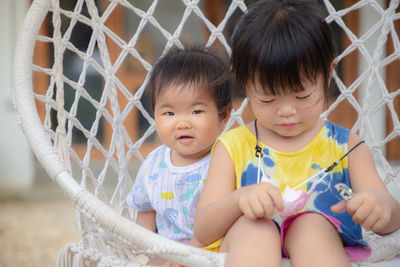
[217,121,368,250]
[126,145,209,244]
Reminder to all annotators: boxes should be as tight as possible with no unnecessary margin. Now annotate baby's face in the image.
[154,84,224,166]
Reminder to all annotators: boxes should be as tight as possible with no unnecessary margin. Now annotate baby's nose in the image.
[177,120,191,129]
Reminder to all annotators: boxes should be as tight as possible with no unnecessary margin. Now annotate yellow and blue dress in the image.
[217,120,370,260]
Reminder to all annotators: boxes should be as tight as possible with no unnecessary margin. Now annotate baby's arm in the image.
[187,235,204,248]
[137,211,183,267]
[135,211,170,266]
[194,141,283,245]
[331,133,400,235]
[136,210,157,232]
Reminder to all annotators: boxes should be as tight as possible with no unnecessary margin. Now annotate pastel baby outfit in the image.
[217,120,370,260]
[126,145,209,244]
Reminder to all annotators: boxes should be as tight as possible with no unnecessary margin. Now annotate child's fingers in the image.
[361,212,380,230]
[239,201,257,220]
[371,215,389,232]
[239,194,263,219]
[250,195,268,218]
[370,208,391,232]
[330,200,347,213]
[258,193,275,217]
[345,195,364,215]
[268,187,284,211]
[351,203,372,224]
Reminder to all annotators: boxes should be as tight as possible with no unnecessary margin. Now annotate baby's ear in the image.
[225,107,233,121]
[220,108,232,129]
[330,59,338,77]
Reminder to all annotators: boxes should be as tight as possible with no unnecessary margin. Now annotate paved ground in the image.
[0,165,81,267]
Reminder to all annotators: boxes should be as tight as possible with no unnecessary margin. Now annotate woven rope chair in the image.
[13,0,400,266]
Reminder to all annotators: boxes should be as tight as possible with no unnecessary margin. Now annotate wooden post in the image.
[385,0,400,160]
[33,14,50,124]
[328,0,359,129]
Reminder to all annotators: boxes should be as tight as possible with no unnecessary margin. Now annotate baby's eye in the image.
[164,111,174,116]
[192,110,203,115]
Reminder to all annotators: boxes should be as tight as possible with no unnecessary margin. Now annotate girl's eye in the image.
[296,94,312,100]
[192,110,203,115]
[259,98,275,104]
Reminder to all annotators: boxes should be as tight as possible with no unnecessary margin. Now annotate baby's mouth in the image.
[178,135,194,143]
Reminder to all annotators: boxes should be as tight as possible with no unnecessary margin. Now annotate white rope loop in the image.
[72,190,224,267]
[52,0,71,172]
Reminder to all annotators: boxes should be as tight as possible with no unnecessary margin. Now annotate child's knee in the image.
[235,215,279,235]
[284,213,347,260]
[223,215,280,249]
[286,212,338,236]
[221,215,282,263]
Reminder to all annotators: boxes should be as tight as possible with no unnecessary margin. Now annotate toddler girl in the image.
[194,1,400,266]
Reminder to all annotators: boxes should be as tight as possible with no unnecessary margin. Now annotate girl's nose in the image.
[277,103,296,117]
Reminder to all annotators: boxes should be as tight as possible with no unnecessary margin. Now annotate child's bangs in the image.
[247,25,328,96]
[254,58,319,96]
[232,0,336,96]
[154,70,206,98]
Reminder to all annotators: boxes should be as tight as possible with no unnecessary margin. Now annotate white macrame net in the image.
[14,0,400,266]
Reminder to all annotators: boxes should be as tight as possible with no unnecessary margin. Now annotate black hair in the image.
[231,0,336,98]
[147,45,233,119]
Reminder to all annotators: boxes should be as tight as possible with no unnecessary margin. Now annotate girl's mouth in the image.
[280,122,297,128]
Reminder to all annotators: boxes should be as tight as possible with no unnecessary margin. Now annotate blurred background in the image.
[0,3,80,267]
[1,1,80,266]
[1,0,399,266]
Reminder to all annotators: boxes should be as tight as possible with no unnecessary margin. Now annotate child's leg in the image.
[284,213,351,267]
[220,215,281,267]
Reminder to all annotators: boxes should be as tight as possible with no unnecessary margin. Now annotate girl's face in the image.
[246,74,325,140]
[154,83,227,166]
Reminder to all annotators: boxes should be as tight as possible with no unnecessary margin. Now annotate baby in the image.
[127,44,232,266]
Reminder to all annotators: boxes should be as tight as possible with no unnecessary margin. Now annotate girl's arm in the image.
[331,132,400,235]
[193,141,283,245]
[193,141,242,245]
[136,210,157,232]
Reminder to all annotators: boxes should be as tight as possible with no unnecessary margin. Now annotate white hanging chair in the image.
[13,0,400,266]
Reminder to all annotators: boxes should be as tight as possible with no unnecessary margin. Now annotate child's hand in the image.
[237,182,284,219]
[331,191,391,232]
